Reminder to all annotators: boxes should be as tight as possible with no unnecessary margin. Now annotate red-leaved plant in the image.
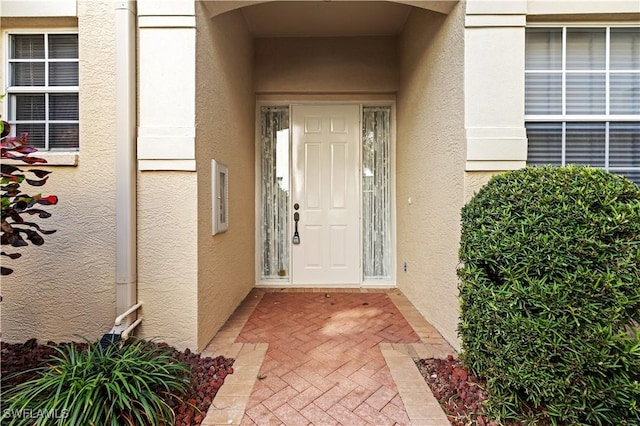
[1,119,58,276]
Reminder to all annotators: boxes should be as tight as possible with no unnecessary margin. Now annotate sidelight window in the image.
[362,106,392,281]
[259,106,290,280]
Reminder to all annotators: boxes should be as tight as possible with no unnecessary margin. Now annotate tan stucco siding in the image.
[195,6,255,352]
[0,2,117,343]
[254,36,398,94]
[396,5,466,352]
[137,172,198,350]
[464,171,496,203]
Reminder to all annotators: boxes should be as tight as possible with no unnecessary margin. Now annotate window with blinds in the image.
[6,33,79,150]
[525,27,640,184]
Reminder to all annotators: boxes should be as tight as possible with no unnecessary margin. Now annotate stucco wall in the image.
[464,171,496,203]
[137,172,199,350]
[396,5,466,351]
[0,2,117,343]
[254,36,398,94]
[134,1,200,351]
[194,5,255,352]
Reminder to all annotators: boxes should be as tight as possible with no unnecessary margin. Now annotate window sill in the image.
[3,152,78,166]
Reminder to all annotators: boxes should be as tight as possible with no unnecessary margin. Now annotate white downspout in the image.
[114,1,138,327]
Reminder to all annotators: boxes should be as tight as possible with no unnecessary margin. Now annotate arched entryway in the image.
[190,0,466,349]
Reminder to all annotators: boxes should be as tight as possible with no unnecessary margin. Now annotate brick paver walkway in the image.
[237,292,419,425]
[202,288,455,426]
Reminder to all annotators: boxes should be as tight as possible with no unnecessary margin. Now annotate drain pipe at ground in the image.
[109,0,139,344]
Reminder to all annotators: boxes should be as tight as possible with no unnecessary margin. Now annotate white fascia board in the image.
[1,0,76,17]
[138,16,196,28]
[137,126,195,160]
[527,0,640,16]
[138,126,195,139]
[137,0,195,17]
[137,136,196,160]
[138,159,196,171]
[466,127,528,162]
[466,138,528,161]
[466,14,527,27]
[466,0,527,15]
[467,127,528,139]
[464,15,527,28]
[466,160,527,171]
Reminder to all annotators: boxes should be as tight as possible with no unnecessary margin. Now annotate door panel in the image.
[292,105,360,285]
[331,143,348,208]
[305,143,322,208]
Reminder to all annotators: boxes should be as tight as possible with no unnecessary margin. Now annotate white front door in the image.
[291,104,360,285]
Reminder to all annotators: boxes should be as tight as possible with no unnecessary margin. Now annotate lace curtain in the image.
[260,106,290,279]
[362,107,392,280]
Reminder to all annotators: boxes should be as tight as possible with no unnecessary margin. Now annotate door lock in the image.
[293,211,300,244]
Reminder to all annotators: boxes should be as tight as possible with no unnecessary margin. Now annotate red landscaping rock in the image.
[1,340,234,426]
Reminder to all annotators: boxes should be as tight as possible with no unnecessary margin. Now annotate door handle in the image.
[293,211,300,244]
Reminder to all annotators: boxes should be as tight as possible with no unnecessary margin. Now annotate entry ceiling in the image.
[240,1,414,37]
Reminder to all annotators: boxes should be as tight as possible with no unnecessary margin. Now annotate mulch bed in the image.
[417,355,525,426]
[0,339,233,426]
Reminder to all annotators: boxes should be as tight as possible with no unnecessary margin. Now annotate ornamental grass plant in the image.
[1,338,191,426]
[458,166,640,425]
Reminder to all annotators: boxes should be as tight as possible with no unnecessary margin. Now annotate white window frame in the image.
[211,159,229,235]
[3,29,79,165]
[525,24,640,180]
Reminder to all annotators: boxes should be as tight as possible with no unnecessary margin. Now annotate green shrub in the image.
[1,338,191,426]
[458,166,640,425]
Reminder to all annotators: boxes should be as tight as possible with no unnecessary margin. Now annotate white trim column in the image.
[137,0,196,171]
[464,0,528,171]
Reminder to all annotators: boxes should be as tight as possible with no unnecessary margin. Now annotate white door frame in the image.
[254,100,397,287]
